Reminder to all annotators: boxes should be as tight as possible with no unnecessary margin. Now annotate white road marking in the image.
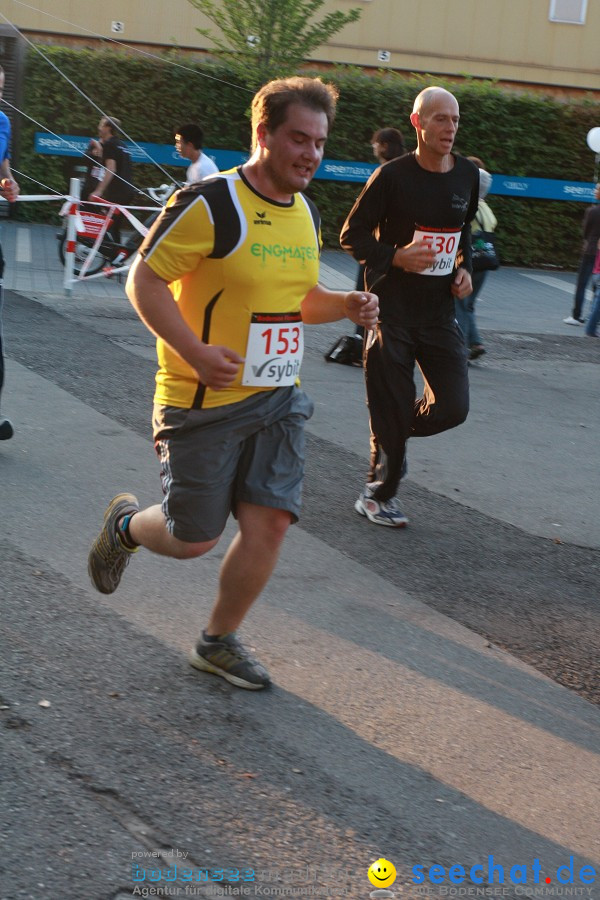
[15,226,32,263]
[520,271,591,296]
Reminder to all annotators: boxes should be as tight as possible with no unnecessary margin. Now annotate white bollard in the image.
[63,176,81,296]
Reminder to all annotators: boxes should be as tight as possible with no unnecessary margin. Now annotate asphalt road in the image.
[1,249,599,899]
[3,283,599,704]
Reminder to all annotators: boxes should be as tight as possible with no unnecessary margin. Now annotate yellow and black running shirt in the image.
[140,168,321,409]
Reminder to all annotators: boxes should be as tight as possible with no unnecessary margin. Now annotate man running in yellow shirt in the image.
[88,76,379,690]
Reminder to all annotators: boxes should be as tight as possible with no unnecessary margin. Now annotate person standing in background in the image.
[583,241,600,337]
[356,127,407,335]
[370,127,406,167]
[326,127,406,366]
[88,116,135,243]
[89,116,134,207]
[454,156,497,360]
[356,127,407,333]
[174,124,219,184]
[564,182,600,326]
[0,65,20,441]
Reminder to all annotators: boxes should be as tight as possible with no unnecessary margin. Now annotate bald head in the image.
[409,87,460,167]
[412,87,458,119]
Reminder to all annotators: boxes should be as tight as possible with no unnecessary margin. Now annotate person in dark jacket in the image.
[564,182,600,325]
[326,127,406,366]
[341,87,479,527]
[88,116,135,242]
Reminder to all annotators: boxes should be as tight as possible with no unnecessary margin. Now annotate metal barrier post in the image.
[63,177,80,296]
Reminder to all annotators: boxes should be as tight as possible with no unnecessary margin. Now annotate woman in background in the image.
[370,127,405,166]
[455,155,497,360]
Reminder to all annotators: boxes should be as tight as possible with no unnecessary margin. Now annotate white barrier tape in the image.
[0,194,161,211]
[0,193,67,201]
[76,261,132,282]
[118,203,151,236]
[84,201,162,212]
[59,198,158,234]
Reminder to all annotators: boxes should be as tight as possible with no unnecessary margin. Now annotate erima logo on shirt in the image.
[452,194,468,212]
[254,211,272,225]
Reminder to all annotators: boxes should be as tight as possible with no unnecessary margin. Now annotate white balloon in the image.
[586,127,600,153]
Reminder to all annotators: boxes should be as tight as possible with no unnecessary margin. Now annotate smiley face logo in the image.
[368,858,397,888]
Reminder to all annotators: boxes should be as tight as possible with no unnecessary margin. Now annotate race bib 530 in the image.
[413,226,462,276]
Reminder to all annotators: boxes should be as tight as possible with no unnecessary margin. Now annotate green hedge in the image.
[17,46,252,222]
[16,47,600,268]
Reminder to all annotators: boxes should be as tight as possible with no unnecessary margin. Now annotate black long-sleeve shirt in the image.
[340,152,480,325]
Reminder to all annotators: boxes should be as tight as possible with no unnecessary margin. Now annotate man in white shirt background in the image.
[174,123,219,184]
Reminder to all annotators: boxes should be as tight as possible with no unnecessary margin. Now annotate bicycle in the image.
[56,183,176,277]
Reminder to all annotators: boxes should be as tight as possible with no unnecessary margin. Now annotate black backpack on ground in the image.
[324,333,364,367]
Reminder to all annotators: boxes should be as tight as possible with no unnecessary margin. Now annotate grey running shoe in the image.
[189,632,271,690]
[355,483,408,527]
[88,493,139,594]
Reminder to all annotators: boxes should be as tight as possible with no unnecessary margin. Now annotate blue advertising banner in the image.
[35,132,202,168]
[34,133,596,200]
[490,175,597,203]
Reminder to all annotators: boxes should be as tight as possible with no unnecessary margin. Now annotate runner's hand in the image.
[451,267,472,299]
[193,345,244,389]
[344,291,379,329]
[393,239,437,273]
[0,177,19,203]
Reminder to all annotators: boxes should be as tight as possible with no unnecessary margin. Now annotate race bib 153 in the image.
[242,312,304,386]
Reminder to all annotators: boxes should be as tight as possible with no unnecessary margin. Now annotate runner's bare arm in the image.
[92,159,116,200]
[126,256,243,389]
[301,284,379,328]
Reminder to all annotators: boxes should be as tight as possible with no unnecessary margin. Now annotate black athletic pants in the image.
[365,318,469,501]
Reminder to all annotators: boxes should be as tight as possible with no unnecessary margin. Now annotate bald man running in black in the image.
[341,86,479,527]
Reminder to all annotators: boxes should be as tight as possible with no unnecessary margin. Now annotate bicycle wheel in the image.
[57,229,114,277]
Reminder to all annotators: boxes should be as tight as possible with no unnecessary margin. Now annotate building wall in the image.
[2,0,599,93]
[323,0,600,91]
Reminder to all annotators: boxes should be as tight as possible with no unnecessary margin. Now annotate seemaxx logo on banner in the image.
[411,857,595,886]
